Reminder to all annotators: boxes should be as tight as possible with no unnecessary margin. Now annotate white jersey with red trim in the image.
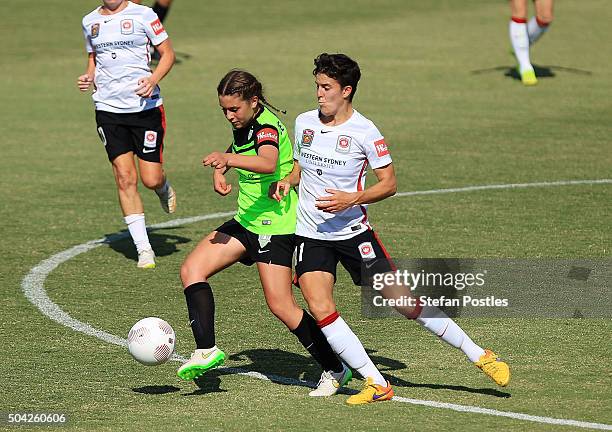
[82,2,168,113]
[294,109,392,240]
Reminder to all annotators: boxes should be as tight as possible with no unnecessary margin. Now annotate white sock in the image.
[124,213,152,253]
[509,19,533,73]
[155,179,170,197]
[415,305,485,363]
[319,314,387,386]
[527,16,549,45]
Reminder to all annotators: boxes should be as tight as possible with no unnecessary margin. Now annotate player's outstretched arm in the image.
[77,53,96,92]
[316,163,396,213]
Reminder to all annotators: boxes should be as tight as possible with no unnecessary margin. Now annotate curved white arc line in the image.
[394,179,612,198]
[20,183,612,430]
[21,211,236,349]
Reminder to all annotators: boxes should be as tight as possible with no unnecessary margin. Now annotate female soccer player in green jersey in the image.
[176,70,351,395]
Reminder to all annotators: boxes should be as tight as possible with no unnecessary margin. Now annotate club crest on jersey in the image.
[258,234,272,248]
[91,23,100,38]
[144,131,158,149]
[336,135,352,153]
[374,138,389,157]
[301,129,314,147]
[150,18,165,35]
[358,242,376,259]
[120,19,134,35]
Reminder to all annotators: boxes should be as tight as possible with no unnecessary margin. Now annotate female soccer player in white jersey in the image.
[509,0,554,85]
[273,53,510,405]
[77,0,176,269]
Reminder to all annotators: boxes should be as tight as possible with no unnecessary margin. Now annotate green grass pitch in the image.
[1,0,610,430]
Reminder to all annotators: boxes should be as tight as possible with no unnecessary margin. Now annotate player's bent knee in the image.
[267,300,300,325]
[180,261,209,287]
[307,302,337,322]
[537,15,553,26]
[141,175,164,190]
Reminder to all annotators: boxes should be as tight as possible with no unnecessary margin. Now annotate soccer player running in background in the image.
[176,70,351,395]
[78,0,177,269]
[509,0,554,85]
[273,53,510,405]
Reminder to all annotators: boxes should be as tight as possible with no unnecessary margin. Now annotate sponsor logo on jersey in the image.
[144,131,158,148]
[120,19,134,35]
[358,242,376,259]
[91,23,100,38]
[256,128,278,144]
[301,129,315,147]
[374,138,389,157]
[336,135,352,153]
[150,18,165,35]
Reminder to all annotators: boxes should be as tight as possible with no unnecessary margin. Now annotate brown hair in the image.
[217,70,285,114]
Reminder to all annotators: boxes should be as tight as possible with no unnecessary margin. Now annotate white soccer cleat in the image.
[177,347,226,381]
[309,364,353,397]
[137,248,156,269]
[158,184,176,214]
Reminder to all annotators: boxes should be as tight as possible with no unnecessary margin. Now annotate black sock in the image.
[152,2,170,23]
[291,310,343,373]
[184,282,215,349]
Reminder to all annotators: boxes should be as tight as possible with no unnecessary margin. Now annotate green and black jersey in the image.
[230,105,297,235]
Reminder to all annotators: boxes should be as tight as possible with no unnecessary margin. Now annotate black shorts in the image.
[216,218,295,268]
[295,230,394,286]
[95,106,166,163]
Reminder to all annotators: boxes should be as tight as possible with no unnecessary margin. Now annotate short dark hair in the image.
[313,53,361,101]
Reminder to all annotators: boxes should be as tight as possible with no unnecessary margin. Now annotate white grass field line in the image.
[22,180,612,430]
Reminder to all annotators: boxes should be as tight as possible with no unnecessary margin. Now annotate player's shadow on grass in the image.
[470,64,592,82]
[184,370,228,396]
[365,348,510,398]
[228,348,333,384]
[151,50,192,66]
[183,348,408,396]
[132,385,181,395]
[106,227,190,262]
[385,377,511,398]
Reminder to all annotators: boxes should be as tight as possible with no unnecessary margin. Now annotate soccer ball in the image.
[127,317,175,366]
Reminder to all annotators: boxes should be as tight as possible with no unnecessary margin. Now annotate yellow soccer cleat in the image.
[520,68,538,86]
[475,349,510,387]
[346,377,394,405]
